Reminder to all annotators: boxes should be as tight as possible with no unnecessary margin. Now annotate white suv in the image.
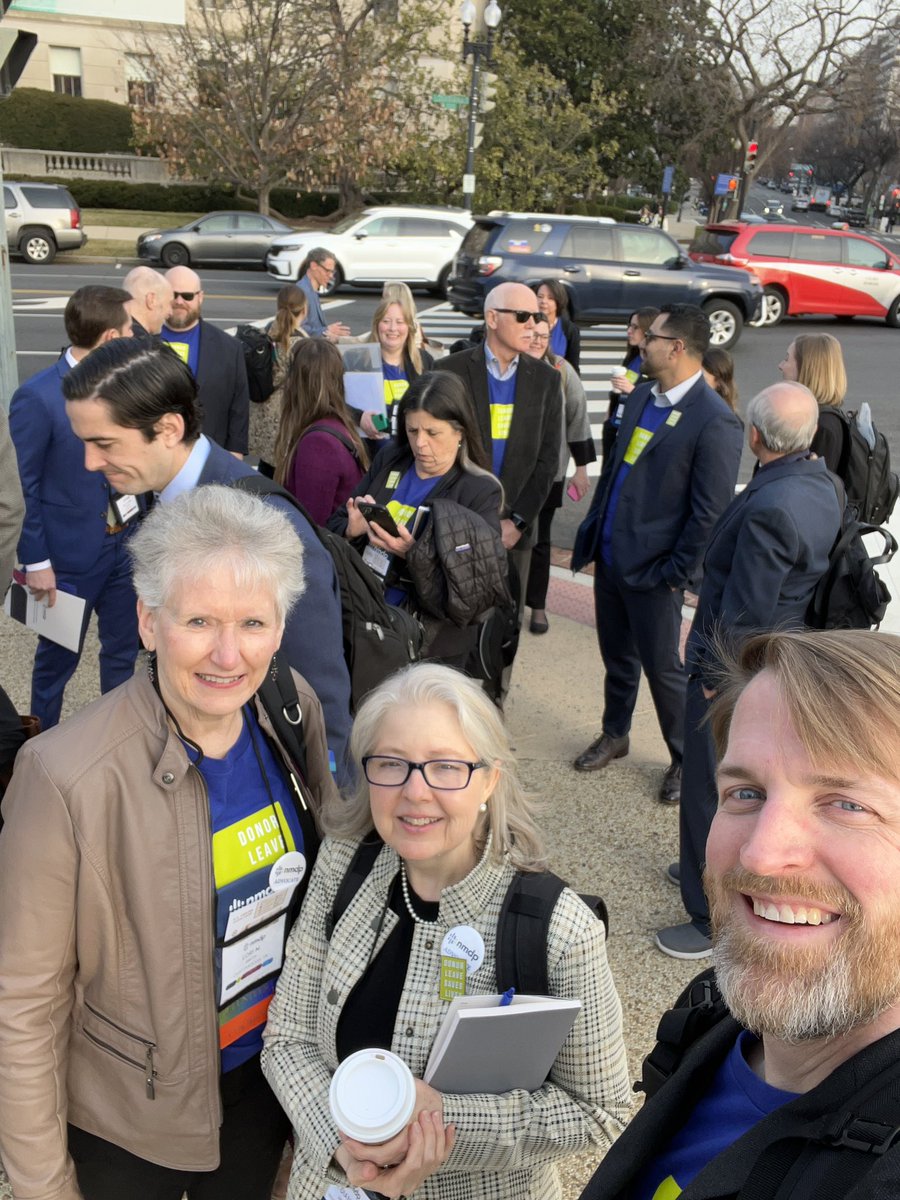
[265,205,472,294]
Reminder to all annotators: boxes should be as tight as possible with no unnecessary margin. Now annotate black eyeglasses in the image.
[644,330,681,344]
[493,308,545,324]
[362,756,485,790]
[172,291,200,301]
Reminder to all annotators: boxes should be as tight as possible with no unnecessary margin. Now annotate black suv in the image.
[448,213,762,350]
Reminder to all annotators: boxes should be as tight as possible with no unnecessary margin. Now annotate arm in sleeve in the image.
[262,839,345,1168]
[506,379,563,525]
[439,893,632,1174]
[459,475,503,533]
[810,410,845,475]
[0,405,24,583]
[562,365,596,466]
[662,413,744,589]
[224,340,251,454]
[564,319,580,375]
[8,382,53,567]
[0,747,83,1200]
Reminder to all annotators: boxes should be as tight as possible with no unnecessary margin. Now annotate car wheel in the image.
[748,286,786,328]
[161,242,190,268]
[19,229,56,265]
[703,299,743,350]
[887,296,900,329]
[429,264,452,297]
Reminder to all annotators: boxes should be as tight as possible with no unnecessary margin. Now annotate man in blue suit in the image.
[63,339,352,783]
[656,380,843,959]
[572,305,743,804]
[9,286,138,729]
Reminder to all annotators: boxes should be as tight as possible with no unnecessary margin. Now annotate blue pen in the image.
[499,986,515,1007]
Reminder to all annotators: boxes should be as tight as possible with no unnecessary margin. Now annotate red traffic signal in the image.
[727,178,738,191]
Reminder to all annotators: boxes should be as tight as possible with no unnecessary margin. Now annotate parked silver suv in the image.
[3,182,86,264]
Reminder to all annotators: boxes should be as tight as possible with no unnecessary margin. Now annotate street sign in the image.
[714,173,738,196]
[661,166,674,195]
[462,173,476,195]
[432,93,468,111]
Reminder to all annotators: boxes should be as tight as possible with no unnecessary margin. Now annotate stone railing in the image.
[0,147,170,183]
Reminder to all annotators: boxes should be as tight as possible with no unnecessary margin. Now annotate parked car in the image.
[265,206,472,294]
[3,181,86,264]
[448,212,762,350]
[136,211,294,268]
[688,220,900,328]
[791,194,810,212]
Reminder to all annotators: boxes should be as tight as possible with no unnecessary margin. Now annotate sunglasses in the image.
[494,308,546,324]
[172,291,200,301]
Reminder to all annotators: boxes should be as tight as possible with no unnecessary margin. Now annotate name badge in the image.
[439,955,468,1001]
[665,409,682,427]
[362,544,391,580]
[111,491,140,524]
[269,850,306,892]
[386,471,401,490]
[219,913,286,1006]
[441,925,485,976]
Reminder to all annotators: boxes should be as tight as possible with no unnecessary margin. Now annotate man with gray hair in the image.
[298,248,351,340]
[122,265,173,338]
[657,380,843,959]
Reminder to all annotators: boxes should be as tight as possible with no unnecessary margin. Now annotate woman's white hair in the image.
[129,485,305,621]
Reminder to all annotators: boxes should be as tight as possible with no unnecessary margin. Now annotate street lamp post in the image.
[460,0,501,211]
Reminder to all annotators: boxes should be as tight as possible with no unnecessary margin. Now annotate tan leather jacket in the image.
[0,670,338,1200]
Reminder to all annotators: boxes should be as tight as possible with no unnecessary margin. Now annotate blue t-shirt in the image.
[487,373,516,477]
[194,709,306,1071]
[550,319,568,359]
[600,395,671,567]
[384,467,441,605]
[160,322,201,376]
[299,275,329,337]
[633,1031,797,1199]
[382,362,409,433]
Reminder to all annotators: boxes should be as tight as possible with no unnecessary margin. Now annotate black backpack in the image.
[232,474,423,712]
[637,968,900,1200]
[806,477,896,631]
[235,324,275,403]
[834,406,899,525]
[324,836,608,996]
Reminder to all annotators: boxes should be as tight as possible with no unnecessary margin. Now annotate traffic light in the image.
[473,120,485,149]
[744,140,758,171]
[0,1,37,98]
[480,71,497,114]
[728,177,738,192]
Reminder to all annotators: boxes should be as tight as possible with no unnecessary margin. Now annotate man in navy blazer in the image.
[656,381,842,959]
[161,266,250,455]
[63,340,353,785]
[9,286,139,728]
[572,304,743,803]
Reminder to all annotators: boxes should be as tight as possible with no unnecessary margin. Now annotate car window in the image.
[395,217,454,237]
[197,214,235,232]
[236,214,272,231]
[618,228,681,266]
[20,187,67,209]
[461,223,496,256]
[846,238,890,269]
[493,220,556,255]
[560,224,613,261]
[357,217,399,236]
[449,223,470,237]
[793,234,843,265]
[689,228,738,256]
[3,187,14,209]
[745,231,793,258]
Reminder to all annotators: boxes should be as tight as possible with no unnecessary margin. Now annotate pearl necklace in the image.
[399,861,440,926]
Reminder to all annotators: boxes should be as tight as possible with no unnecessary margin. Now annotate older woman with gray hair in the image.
[263,662,631,1200]
[0,485,338,1200]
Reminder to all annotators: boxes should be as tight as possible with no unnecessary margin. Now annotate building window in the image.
[125,54,156,107]
[49,46,82,97]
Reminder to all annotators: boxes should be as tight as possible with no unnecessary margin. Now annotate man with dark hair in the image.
[63,339,352,783]
[123,265,174,338]
[657,381,842,960]
[581,628,900,1200]
[298,248,351,340]
[9,285,137,728]
[161,266,250,455]
[572,303,743,804]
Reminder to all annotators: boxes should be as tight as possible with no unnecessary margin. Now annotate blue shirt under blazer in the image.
[572,377,744,590]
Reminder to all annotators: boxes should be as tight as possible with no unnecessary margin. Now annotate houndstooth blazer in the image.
[262,837,632,1200]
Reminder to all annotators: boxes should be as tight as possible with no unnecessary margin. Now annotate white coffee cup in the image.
[329,1048,417,1144]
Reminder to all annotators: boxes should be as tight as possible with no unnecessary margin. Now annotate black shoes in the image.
[659,763,682,805]
[573,733,629,772]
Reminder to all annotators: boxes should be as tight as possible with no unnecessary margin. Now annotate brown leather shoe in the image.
[573,733,629,771]
[658,763,682,805]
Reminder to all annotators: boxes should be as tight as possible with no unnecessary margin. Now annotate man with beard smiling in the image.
[579,628,900,1200]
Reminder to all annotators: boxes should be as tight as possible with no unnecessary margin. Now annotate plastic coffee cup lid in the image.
[330,1048,417,1144]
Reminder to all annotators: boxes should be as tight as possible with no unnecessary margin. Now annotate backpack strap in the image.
[325,835,385,940]
[254,647,308,782]
[637,968,728,1097]
[301,422,361,461]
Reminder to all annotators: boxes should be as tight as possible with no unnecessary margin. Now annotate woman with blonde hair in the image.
[274,338,368,524]
[250,283,309,475]
[778,332,848,472]
[353,293,435,446]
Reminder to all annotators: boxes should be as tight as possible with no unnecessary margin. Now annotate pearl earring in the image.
[479,802,488,813]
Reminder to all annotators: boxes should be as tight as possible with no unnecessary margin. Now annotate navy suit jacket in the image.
[686,454,842,682]
[197,441,351,781]
[194,320,250,454]
[437,345,562,543]
[10,359,118,573]
[572,376,744,590]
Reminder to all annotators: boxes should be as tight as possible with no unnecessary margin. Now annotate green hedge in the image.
[0,89,134,152]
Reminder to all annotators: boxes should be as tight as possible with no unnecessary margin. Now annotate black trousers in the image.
[678,674,719,934]
[525,501,557,610]
[593,563,686,763]
[68,1055,290,1200]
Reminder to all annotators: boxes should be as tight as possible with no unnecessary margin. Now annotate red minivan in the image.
[688,222,900,328]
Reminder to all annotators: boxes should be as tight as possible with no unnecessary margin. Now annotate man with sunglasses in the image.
[438,282,562,694]
[572,304,743,806]
[162,266,250,457]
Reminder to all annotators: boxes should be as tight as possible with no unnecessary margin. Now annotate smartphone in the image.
[357,501,400,538]
[566,482,581,502]
[371,412,389,433]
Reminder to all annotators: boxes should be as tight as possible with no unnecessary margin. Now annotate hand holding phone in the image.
[356,501,401,539]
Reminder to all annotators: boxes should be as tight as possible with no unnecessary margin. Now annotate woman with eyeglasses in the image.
[533,279,581,374]
[263,663,631,1200]
[603,307,659,460]
[522,323,595,634]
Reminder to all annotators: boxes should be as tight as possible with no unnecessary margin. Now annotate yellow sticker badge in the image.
[665,409,682,427]
[386,471,402,490]
[623,426,653,466]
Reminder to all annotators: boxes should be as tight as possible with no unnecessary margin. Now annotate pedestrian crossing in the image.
[417,302,626,476]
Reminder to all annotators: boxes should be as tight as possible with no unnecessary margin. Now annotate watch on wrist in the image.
[510,513,528,532]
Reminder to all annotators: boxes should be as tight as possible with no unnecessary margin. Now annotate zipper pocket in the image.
[83,1002,157,1099]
